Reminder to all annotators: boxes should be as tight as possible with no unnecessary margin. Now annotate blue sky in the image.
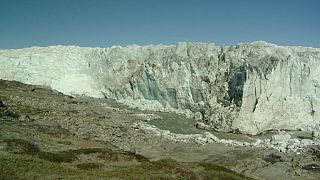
[0,0,319,49]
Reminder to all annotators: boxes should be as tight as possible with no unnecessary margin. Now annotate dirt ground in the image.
[0,79,319,180]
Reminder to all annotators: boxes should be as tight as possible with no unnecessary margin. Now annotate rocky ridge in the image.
[0,41,320,135]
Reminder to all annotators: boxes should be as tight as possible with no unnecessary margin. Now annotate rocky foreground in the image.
[0,80,319,179]
[0,41,319,135]
[0,80,250,180]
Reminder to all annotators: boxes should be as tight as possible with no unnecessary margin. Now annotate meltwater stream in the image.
[148,112,257,143]
[96,97,258,143]
[83,96,314,151]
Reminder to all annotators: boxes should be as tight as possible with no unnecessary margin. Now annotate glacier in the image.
[0,41,319,135]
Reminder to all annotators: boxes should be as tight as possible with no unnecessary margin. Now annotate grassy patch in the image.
[16,105,44,116]
[5,138,76,163]
[4,138,146,164]
[200,162,252,180]
[5,138,41,155]
[19,124,71,138]
[0,150,252,180]
[0,151,77,180]
[76,162,104,170]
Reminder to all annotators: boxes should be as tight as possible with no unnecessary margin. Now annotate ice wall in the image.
[1,42,319,135]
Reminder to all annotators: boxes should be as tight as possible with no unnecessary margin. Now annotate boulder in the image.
[312,124,320,138]
[202,132,220,142]
[194,112,203,121]
[300,139,313,146]
[272,134,291,142]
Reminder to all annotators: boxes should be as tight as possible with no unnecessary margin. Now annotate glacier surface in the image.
[0,41,320,135]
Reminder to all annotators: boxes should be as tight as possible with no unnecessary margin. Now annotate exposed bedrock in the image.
[0,41,319,135]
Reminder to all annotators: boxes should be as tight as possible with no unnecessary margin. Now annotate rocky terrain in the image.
[0,80,251,180]
[0,41,319,135]
[0,79,319,179]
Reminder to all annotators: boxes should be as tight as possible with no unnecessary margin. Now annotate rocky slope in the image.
[0,79,319,180]
[0,41,320,135]
[0,80,253,180]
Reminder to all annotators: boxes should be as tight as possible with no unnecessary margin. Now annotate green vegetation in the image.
[1,135,251,179]
[0,150,252,180]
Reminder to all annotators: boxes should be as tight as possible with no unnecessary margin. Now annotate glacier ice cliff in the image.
[0,41,319,135]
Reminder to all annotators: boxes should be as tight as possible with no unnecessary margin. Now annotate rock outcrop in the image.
[0,41,319,135]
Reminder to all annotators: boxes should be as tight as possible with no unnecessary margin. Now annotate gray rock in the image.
[194,112,203,121]
[272,134,291,142]
[195,122,208,129]
[203,132,220,142]
[312,124,320,138]
[300,139,313,146]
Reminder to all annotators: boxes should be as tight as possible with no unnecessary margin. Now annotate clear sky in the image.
[0,0,319,49]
